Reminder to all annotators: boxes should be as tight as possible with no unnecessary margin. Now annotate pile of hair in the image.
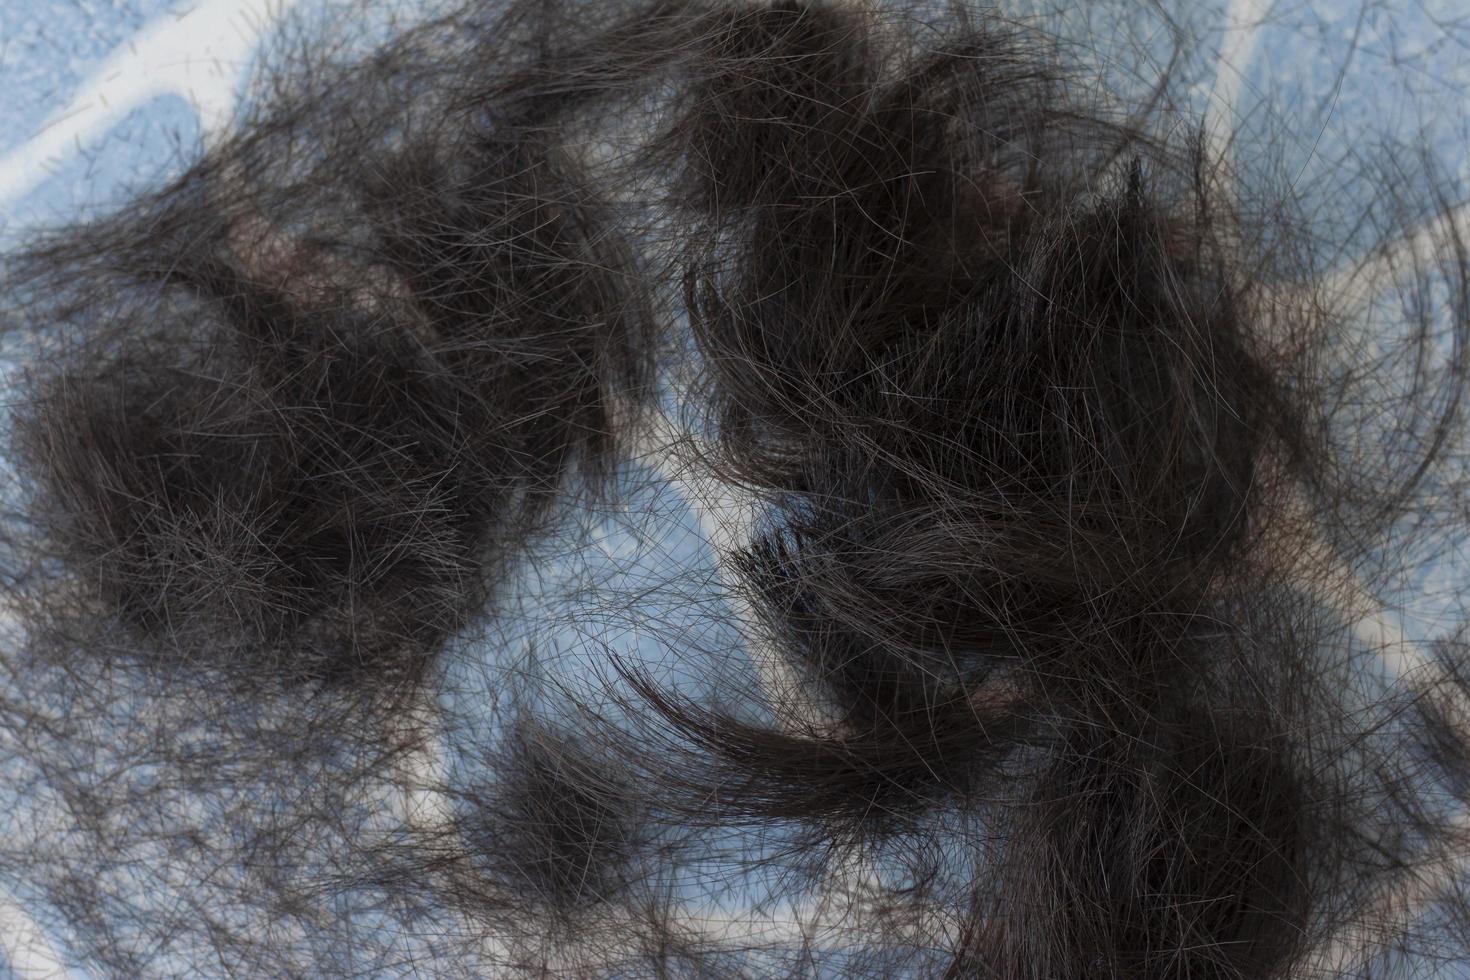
[2,22,652,684]
[0,0,1468,976]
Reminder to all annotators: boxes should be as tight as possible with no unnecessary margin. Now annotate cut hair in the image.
[1,0,1468,976]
